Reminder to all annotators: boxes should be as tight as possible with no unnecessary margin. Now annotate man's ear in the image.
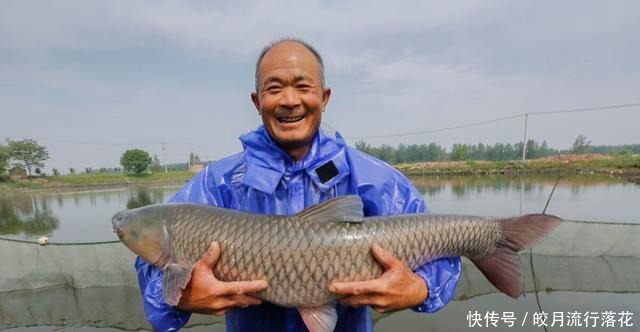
[322,87,332,111]
[251,91,261,114]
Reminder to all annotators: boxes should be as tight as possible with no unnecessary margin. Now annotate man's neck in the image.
[285,145,311,162]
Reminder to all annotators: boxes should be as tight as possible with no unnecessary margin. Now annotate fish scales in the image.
[166,205,501,307]
[113,194,560,320]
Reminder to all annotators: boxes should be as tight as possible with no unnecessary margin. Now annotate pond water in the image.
[0,185,179,243]
[0,174,638,331]
[0,174,638,243]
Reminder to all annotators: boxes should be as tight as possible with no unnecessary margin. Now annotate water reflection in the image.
[409,174,625,198]
[126,188,154,209]
[0,186,177,242]
[411,174,639,223]
[0,195,59,237]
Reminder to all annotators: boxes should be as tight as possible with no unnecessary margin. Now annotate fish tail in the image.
[471,214,561,298]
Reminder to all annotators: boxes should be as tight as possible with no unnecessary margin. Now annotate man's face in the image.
[251,42,331,159]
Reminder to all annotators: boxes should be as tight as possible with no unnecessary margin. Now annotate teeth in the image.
[279,116,304,123]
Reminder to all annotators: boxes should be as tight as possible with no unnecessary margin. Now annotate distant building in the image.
[189,163,203,173]
[9,166,28,181]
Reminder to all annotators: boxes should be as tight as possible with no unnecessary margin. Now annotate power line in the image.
[347,114,522,140]
[528,103,640,116]
[345,102,640,140]
[0,137,160,145]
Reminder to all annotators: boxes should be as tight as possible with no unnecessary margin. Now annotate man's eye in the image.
[296,85,311,91]
[265,86,282,93]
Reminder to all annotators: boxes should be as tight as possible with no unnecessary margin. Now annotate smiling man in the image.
[135,39,461,332]
[251,41,330,162]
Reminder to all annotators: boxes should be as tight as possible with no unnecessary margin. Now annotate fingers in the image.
[231,294,263,307]
[206,294,263,316]
[338,294,372,307]
[217,279,269,296]
[338,294,391,311]
[214,294,263,310]
[329,246,401,296]
[329,279,382,296]
[197,241,221,269]
[371,244,400,270]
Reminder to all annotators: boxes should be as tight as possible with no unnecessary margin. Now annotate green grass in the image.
[0,179,48,192]
[0,171,194,193]
[49,171,193,186]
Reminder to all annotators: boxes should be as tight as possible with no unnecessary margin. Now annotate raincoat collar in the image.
[239,126,350,194]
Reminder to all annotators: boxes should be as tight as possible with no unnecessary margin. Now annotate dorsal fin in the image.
[295,195,364,223]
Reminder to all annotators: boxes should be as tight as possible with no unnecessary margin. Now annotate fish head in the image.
[112,205,171,267]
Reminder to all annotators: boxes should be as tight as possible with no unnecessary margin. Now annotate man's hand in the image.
[329,244,428,313]
[177,242,268,316]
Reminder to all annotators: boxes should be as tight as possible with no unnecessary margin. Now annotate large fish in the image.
[112,195,560,332]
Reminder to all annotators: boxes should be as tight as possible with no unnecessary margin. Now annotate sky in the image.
[1,0,639,173]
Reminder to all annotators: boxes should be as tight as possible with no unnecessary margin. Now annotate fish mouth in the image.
[111,214,124,238]
[277,115,305,124]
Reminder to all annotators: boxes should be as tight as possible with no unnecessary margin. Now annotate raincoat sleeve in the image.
[135,168,221,331]
[396,177,462,314]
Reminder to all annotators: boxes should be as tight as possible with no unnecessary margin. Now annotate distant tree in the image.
[0,144,8,177]
[52,168,60,176]
[354,140,370,153]
[524,139,539,159]
[450,144,468,161]
[189,152,201,165]
[150,155,162,172]
[69,167,76,175]
[85,167,92,174]
[351,139,566,164]
[378,145,397,164]
[7,139,50,178]
[538,140,555,157]
[120,149,152,174]
[572,134,591,154]
[469,143,486,160]
[426,143,446,161]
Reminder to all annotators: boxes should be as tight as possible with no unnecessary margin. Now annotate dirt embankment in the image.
[396,154,640,185]
[623,169,640,185]
[535,153,613,162]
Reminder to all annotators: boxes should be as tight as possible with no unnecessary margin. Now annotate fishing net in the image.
[1,220,639,330]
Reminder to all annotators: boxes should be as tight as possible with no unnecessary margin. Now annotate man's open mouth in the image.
[277,115,305,123]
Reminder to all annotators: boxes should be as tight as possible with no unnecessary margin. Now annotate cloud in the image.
[1,0,639,171]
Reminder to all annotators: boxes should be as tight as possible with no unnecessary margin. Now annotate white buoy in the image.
[37,236,49,245]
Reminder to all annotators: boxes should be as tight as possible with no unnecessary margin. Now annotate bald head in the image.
[254,38,325,92]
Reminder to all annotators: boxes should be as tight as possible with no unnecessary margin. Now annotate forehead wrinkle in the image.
[261,70,317,87]
[258,50,323,88]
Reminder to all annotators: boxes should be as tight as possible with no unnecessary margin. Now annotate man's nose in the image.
[279,87,301,108]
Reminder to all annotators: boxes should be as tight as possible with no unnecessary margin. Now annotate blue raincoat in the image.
[135,126,461,332]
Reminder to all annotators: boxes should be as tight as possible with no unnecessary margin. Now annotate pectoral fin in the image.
[162,262,193,306]
[299,304,338,332]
